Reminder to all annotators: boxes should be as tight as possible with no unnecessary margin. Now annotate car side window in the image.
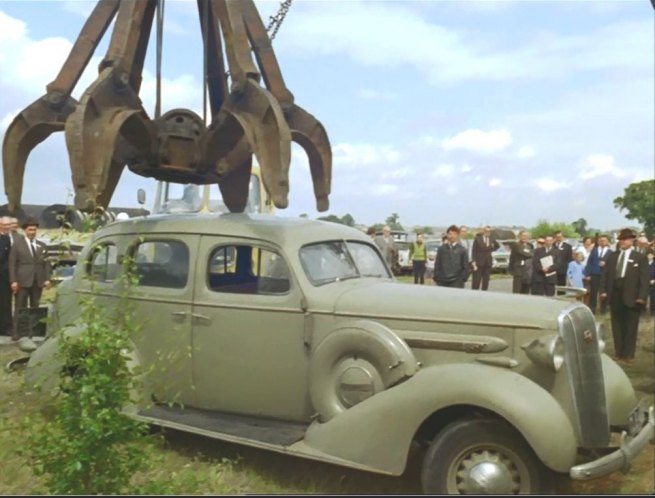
[133,240,189,289]
[208,244,290,294]
[86,243,118,283]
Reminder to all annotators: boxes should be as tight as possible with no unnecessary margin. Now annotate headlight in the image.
[521,334,565,372]
[596,322,606,353]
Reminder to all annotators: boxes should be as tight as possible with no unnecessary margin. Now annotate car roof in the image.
[94,213,371,248]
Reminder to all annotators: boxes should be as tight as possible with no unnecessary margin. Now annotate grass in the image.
[0,289,653,494]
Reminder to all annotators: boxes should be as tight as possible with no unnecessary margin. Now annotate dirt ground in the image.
[0,311,653,494]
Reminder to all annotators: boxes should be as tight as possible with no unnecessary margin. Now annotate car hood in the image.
[332,281,570,330]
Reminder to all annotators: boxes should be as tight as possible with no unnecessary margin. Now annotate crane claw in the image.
[2,95,77,213]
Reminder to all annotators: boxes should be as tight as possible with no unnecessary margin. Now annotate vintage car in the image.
[491,240,513,273]
[25,214,653,494]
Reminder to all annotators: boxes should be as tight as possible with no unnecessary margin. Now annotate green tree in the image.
[316,213,356,226]
[385,213,404,231]
[341,213,355,227]
[613,180,655,237]
[530,219,579,239]
[571,218,588,237]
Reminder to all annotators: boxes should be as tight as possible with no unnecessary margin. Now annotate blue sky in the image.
[0,0,653,230]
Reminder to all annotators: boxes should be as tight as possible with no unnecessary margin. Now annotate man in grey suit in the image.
[9,217,51,340]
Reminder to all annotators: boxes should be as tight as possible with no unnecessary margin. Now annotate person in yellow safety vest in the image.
[409,233,428,285]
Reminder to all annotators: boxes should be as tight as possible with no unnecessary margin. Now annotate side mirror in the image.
[137,188,146,206]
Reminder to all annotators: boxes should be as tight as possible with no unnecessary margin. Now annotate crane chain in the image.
[267,0,293,41]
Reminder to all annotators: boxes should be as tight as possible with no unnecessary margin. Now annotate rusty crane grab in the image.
[2,0,332,215]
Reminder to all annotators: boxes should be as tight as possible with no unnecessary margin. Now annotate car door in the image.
[127,235,200,407]
[191,235,309,422]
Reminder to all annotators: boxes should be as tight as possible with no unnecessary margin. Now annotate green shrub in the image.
[25,263,155,494]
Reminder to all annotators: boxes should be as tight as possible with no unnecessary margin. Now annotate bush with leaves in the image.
[26,261,155,494]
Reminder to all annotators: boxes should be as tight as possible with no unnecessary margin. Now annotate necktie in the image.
[600,248,604,258]
[484,237,489,247]
[616,250,626,278]
[30,240,37,257]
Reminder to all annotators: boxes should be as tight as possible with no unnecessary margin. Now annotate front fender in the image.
[602,354,637,425]
[303,363,578,475]
[24,324,87,395]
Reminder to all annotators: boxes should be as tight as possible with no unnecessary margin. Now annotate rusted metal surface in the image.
[2,0,332,213]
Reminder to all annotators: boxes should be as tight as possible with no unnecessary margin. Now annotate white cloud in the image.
[577,153,626,180]
[489,178,502,187]
[441,129,512,154]
[375,184,399,196]
[381,166,413,180]
[62,1,95,18]
[533,178,570,192]
[0,111,16,133]
[279,2,652,84]
[333,142,402,169]
[460,164,473,173]
[431,163,456,178]
[517,145,535,159]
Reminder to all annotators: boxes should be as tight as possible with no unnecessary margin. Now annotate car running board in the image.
[136,404,309,447]
[134,404,392,475]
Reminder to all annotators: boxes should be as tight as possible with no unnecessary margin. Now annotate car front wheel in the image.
[421,418,551,495]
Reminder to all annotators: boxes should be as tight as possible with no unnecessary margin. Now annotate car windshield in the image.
[299,241,391,286]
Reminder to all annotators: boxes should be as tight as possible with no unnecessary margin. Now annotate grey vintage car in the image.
[25,213,654,494]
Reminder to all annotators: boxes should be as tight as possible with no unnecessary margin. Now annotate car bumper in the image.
[569,405,655,480]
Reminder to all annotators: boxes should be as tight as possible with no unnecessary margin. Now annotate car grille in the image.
[558,305,610,447]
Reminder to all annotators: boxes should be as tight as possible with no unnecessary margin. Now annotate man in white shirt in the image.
[600,228,649,364]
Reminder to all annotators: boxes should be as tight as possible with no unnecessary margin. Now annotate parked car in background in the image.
[491,240,513,273]
[24,213,654,494]
[425,239,442,261]
[394,240,413,275]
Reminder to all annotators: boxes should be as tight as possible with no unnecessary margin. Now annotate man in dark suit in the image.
[434,225,469,289]
[9,217,51,340]
[0,217,12,337]
[532,235,560,296]
[553,231,573,291]
[585,234,612,314]
[470,226,499,291]
[600,228,649,364]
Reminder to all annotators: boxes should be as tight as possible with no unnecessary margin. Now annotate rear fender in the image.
[303,364,578,475]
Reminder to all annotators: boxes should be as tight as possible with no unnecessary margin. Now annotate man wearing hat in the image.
[8,217,51,341]
[600,228,649,364]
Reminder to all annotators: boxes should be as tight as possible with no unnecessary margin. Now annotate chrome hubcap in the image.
[454,449,523,494]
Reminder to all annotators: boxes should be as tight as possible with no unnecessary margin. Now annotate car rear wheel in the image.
[421,418,552,495]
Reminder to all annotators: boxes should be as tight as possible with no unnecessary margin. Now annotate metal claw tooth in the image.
[206,78,291,210]
[284,104,332,212]
[2,96,77,213]
[65,68,151,211]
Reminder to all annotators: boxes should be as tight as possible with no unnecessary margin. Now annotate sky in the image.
[0,0,653,230]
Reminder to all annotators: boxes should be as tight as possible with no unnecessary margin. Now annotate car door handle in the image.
[171,311,188,318]
[191,313,211,324]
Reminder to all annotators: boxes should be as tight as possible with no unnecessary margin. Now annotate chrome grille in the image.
[558,304,609,447]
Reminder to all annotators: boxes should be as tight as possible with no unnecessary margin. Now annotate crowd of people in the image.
[0,216,52,342]
[371,223,655,365]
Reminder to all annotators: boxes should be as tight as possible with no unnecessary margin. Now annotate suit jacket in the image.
[509,241,534,277]
[434,243,469,284]
[585,245,612,276]
[601,248,649,308]
[471,235,500,268]
[0,234,10,277]
[9,235,51,288]
[532,246,560,284]
[554,241,573,275]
